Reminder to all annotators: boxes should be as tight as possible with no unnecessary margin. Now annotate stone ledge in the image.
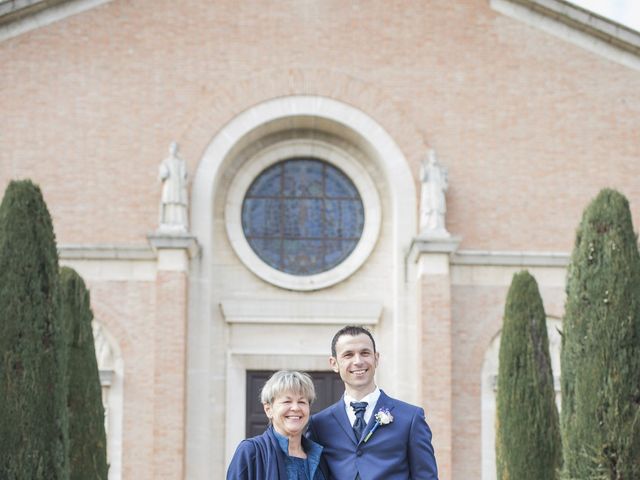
[453,250,570,267]
[407,235,462,265]
[59,244,155,260]
[220,299,382,325]
[147,232,200,258]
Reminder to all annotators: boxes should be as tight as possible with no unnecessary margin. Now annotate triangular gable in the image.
[491,0,640,70]
[0,0,111,42]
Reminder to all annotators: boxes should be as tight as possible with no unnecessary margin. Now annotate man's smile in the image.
[331,333,380,396]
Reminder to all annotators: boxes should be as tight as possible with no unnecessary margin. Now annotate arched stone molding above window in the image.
[480,317,562,480]
[177,68,428,170]
[92,320,124,480]
[191,96,417,275]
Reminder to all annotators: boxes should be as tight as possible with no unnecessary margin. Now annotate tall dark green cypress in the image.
[496,270,562,480]
[60,267,109,480]
[561,189,640,479]
[0,180,69,479]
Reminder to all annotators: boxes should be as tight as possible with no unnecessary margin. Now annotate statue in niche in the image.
[419,149,450,237]
[158,142,189,232]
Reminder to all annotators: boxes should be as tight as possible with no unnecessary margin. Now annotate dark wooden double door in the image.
[246,370,344,437]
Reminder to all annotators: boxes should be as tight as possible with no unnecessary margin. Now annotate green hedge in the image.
[61,267,108,480]
[496,270,561,479]
[561,189,640,479]
[0,180,69,479]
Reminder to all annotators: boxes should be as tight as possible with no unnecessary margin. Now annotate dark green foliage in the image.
[60,267,109,480]
[496,270,562,480]
[0,180,69,479]
[561,189,640,479]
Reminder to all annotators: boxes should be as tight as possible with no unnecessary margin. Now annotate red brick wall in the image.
[89,279,156,479]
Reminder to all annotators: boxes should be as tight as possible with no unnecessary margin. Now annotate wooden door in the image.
[245,370,344,438]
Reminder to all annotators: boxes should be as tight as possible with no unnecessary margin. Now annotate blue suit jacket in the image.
[227,426,329,480]
[307,390,438,480]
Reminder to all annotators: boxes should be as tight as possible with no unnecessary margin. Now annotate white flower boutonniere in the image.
[363,408,394,443]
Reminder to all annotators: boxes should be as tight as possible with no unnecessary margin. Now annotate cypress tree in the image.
[0,180,69,479]
[60,267,109,480]
[496,270,562,480]
[561,188,640,479]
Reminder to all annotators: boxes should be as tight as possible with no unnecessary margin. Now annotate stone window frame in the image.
[225,138,381,291]
[93,320,124,480]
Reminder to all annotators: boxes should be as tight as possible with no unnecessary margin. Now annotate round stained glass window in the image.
[241,157,365,276]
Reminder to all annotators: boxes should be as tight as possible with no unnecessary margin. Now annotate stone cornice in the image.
[0,1,67,26]
[59,244,572,268]
[220,299,382,325]
[497,0,640,48]
[147,232,200,258]
[407,235,462,265]
[0,0,111,41]
[491,0,640,70]
[58,244,155,260]
[453,250,570,267]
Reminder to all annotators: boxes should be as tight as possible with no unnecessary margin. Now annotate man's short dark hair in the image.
[331,325,376,357]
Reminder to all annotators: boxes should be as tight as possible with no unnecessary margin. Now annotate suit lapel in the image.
[374,390,396,412]
[330,399,358,445]
[359,390,397,444]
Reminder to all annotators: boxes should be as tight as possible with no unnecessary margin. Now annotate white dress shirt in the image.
[343,387,381,426]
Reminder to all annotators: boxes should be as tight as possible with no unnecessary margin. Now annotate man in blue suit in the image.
[307,325,439,480]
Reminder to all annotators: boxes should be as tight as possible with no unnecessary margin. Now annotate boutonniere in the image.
[363,408,394,443]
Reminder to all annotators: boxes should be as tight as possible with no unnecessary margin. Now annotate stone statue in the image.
[419,149,450,236]
[158,142,189,232]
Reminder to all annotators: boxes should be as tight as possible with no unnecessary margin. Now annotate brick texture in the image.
[3,1,639,479]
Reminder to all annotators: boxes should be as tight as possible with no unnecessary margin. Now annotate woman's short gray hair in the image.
[260,370,316,405]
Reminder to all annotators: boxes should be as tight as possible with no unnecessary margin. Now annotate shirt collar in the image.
[343,387,381,423]
[344,386,380,407]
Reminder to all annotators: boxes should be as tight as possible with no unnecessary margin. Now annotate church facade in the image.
[1,1,639,479]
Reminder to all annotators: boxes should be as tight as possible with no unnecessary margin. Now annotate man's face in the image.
[330,333,379,396]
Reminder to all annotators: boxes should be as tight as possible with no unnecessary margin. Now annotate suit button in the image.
[356,449,363,456]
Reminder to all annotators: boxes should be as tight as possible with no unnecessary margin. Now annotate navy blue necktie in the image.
[350,401,368,441]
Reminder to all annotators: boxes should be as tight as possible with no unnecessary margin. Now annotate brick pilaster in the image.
[410,236,460,480]
[148,233,199,480]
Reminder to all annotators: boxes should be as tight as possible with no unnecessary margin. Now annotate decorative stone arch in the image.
[186,94,420,478]
[92,320,124,480]
[480,317,562,480]
[177,68,429,174]
[190,94,419,268]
